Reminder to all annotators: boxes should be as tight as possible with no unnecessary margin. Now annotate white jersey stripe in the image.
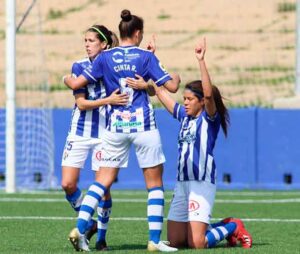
[200,117,208,180]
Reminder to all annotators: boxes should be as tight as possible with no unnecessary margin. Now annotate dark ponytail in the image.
[212,85,230,137]
[118,9,144,39]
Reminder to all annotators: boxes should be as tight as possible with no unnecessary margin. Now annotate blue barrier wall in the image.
[53,108,300,190]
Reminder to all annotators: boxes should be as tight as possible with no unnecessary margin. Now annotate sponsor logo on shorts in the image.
[95,151,121,162]
[100,157,121,162]
[95,151,102,161]
[63,151,69,160]
[188,200,200,212]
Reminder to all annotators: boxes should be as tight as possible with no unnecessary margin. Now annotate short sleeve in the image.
[71,62,86,95]
[146,53,171,87]
[82,54,104,83]
[203,110,221,124]
[173,103,186,122]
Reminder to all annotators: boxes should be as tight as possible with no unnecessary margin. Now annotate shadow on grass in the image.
[90,244,146,251]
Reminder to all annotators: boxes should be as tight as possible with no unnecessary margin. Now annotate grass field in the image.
[1,190,300,254]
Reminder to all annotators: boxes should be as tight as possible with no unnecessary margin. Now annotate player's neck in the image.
[120,38,137,47]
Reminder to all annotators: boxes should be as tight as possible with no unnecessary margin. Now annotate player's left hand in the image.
[126,74,149,90]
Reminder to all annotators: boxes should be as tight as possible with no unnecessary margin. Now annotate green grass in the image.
[277,2,296,13]
[157,13,171,20]
[0,190,300,253]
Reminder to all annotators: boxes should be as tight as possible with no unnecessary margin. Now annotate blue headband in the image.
[185,88,204,100]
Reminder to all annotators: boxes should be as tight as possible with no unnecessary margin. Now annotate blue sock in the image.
[148,186,164,244]
[65,188,83,212]
[205,222,236,248]
[97,199,112,242]
[77,182,107,234]
[210,221,225,228]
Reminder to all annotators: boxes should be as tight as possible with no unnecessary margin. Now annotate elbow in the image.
[76,102,86,111]
[165,82,179,93]
[169,85,179,93]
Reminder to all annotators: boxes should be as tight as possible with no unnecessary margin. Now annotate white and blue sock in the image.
[97,199,112,242]
[205,222,236,248]
[77,182,107,234]
[148,186,164,244]
[65,188,83,212]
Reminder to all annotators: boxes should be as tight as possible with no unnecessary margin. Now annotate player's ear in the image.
[101,41,108,49]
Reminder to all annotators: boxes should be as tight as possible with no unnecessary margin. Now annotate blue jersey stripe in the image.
[76,110,86,136]
[91,109,99,138]
[192,123,200,180]
[182,145,190,181]
[211,159,216,184]
[177,142,184,181]
[143,105,150,131]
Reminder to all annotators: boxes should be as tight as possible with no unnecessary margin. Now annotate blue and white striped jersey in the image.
[173,103,221,184]
[82,46,171,133]
[68,58,107,139]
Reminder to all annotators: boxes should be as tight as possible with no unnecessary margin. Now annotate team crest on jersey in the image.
[188,200,200,212]
[159,61,167,73]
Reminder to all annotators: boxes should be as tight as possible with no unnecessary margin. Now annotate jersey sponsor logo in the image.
[188,200,200,212]
[125,53,140,61]
[111,110,143,120]
[112,121,142,128]
[112,51,124,63]
[179,133,196,144]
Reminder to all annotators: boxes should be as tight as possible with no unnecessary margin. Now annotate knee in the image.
[188,237,206,249]
[61,180,77,194]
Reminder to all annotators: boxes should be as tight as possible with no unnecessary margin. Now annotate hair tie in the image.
[91,26,108,43]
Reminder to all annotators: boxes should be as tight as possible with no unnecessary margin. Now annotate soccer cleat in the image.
[85,219,97,241]
[95,240,109,251]
[68,228,90,252]
[69,228,80,251]
[78,233,90,252]
[222,218,252,248]
[147,241,178,252]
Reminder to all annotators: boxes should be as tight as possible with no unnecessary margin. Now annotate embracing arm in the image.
[195,38,216,117]
[155,86,176,115]
[64,75,89,90]
[163,73,181,93]
[75,89,129,111]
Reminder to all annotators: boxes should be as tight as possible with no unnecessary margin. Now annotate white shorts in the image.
[167,181,216,224]
[92,129,165,169]
[61,135,101,170]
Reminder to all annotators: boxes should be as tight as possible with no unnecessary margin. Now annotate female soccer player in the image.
[64,9,180,252]
[150,38,252,249]
[61,24,128,251]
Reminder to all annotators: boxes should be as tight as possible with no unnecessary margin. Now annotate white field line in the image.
[1,197,300,203]
[1,190,300,196]
[0,216,299,223]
